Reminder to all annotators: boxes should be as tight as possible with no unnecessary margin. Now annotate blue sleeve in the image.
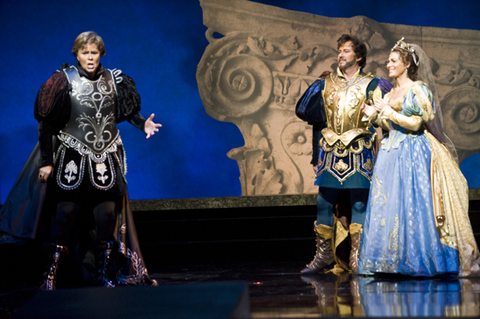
[295,79,327,126]
[404,84,433,118]
[311,124,322,166]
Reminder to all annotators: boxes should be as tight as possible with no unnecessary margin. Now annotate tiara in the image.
[392,37,419,65]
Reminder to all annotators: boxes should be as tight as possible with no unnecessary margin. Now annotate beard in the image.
[338,58,357,71]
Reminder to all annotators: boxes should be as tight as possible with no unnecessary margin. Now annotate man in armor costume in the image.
[296,34,392,274]
[0,31,161,289]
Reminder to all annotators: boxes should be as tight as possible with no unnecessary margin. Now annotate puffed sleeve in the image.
[34,68,71,167]
[377,83,434,132]
[295,78,327,126]
[407,83,435,122]
[296,71,332,165]
[114,71,146,130]
[34,70,69,121]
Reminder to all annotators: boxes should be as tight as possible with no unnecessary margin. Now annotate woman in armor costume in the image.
[0,31,161,289]
[358,38,480,276]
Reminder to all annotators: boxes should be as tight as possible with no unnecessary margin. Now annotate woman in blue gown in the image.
[358,38,480,277]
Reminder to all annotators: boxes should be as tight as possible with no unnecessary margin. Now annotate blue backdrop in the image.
[1,0,479,202]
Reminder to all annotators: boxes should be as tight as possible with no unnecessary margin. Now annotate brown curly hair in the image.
[337,34,367,69]
[392,48,418,81]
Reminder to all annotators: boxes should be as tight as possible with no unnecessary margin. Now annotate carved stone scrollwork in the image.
[202,51,273,118]
[198,29,325,195]
[198,0,480,195]
[442,87,480,162]
[281,120,317,194]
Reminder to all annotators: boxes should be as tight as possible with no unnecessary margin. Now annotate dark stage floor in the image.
[2,261,480,318]
[2,199,480,318]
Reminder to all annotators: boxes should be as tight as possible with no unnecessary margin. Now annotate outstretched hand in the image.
[144,113,162,139]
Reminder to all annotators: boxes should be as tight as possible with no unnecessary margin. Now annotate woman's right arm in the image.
[375,84,434,132]
[377,105,424,131]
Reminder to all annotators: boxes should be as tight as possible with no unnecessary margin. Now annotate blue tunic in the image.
[295,70,392,189]
[357,83,459,276]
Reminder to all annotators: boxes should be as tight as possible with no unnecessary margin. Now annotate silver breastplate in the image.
[61,66,118,154]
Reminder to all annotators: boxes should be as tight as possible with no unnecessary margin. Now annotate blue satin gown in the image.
[357,83,459,276]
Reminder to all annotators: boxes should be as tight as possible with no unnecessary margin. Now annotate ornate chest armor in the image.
[316,73,376,185]
[55,66,126,191]
[322,72,374,140]
[62,66,118,152]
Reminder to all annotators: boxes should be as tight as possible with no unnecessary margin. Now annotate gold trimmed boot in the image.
[348,223,363,273]
[300,222,335,275]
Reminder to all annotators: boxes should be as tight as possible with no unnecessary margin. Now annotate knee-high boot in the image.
[348,223,363,273]
[301,222,335,275]
[40,244,67,291]
[94,241,115,287]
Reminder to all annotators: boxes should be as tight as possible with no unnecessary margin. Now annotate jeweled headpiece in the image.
[392,37,419,65]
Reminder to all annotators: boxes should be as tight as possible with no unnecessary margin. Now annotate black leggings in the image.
[49,200,117,246]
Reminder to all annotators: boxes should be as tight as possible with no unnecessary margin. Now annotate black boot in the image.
[94,241,115,287]
[40,244,67,291]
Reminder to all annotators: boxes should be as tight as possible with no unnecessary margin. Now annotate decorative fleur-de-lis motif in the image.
[64,160,78,183]
[335,159,349,172]
[96,163,109,184]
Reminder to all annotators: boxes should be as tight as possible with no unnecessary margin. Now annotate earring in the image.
[406,66,408,76]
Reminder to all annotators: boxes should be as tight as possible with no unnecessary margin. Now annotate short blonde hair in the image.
[72,31,106,57]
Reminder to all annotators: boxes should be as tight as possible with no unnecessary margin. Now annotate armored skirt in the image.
[357,82,480,277]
